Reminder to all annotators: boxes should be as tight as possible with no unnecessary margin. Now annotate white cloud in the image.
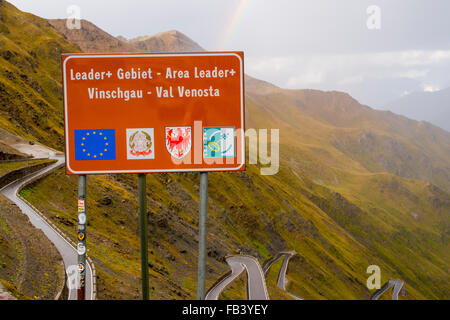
[393,69,429,79]
[245,49,450,106]
[7,0,450,107]
[338,75,364,85]
[247,50,450,86]
[371,50,450,67]
[248,56,296,74]
[423,85,440,92]
[286,72,325,87]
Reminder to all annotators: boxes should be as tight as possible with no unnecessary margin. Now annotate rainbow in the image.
[217,0,253,50]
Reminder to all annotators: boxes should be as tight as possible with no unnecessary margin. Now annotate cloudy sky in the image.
[8,0,450,108]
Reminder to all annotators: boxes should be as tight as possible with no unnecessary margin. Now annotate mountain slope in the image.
[48,19,450,299]
[48,22,204,54]
[245,87,450,192]
[0,160,64,300]
[384,87,450,132]
[0,1,80,149]
[126,30,205,53]
[48,19,140,53]
[0,2,449,300]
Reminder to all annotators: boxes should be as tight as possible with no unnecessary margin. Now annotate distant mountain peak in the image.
[385,86,450,132]
[130,30,189,42]
[49,20,205,54]
[130,29,180,41]
[116,35,128,42]
[127,29,205,53]
[48,19,140,53]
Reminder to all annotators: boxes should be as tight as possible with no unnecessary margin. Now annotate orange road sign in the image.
[62,52,245,174]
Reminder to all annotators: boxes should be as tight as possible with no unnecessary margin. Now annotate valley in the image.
[0,0,449,300]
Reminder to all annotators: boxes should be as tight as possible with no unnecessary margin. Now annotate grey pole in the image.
[197,172,208,299]
[138,173,149,300]
[77,175,87,300]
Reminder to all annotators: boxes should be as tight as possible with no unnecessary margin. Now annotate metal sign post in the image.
[197,172,208,300]
[77,175,87,300]
[138,173,149,300]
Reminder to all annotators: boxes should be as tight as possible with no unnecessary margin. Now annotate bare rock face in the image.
[97,195,113,206]
[48,19,204,55]
[48,19,140,53]
[127,30,205,53]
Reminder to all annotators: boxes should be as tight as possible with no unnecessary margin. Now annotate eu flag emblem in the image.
[75,129,116,160]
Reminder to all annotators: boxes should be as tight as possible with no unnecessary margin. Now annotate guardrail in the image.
[0,161,56,188]
[0,157,33,163]
[15,161,97,300]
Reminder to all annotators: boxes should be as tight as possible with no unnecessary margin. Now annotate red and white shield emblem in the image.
[165,127,191,159]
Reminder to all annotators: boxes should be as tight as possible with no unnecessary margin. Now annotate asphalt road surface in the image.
[207,252,304,300]
[0,153,93,300]
[371,280,405,300]
[205,257,245,300]
[206,255,269,300]
[263,252,303,300]
[276,252,303,300]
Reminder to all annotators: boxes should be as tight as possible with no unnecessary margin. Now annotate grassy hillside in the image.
[0,158,64,299]
[245,87,450,192]
[20,154,448,299]
[0,158,53,176]
[0,0,449,300]
[0,1,80,149]
[0,194,64,300]
[265,258,295,300]
[18,165,408,299]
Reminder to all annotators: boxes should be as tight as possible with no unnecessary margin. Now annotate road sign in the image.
[62,52,245,174]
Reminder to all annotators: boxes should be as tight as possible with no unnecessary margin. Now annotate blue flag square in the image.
[75,129,116,160]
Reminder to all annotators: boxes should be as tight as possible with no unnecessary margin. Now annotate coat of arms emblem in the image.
[126,128,155,159]
[165,126,191,159]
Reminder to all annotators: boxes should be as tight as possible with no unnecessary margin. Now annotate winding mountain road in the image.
[206,252,303,300]
[371,280,405,300]
[275,252,303,300]
[263,251,303,300]
[205,257,245,300]
[207,252,407,300]
[0,146,93,300]
[206,255,269,300]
